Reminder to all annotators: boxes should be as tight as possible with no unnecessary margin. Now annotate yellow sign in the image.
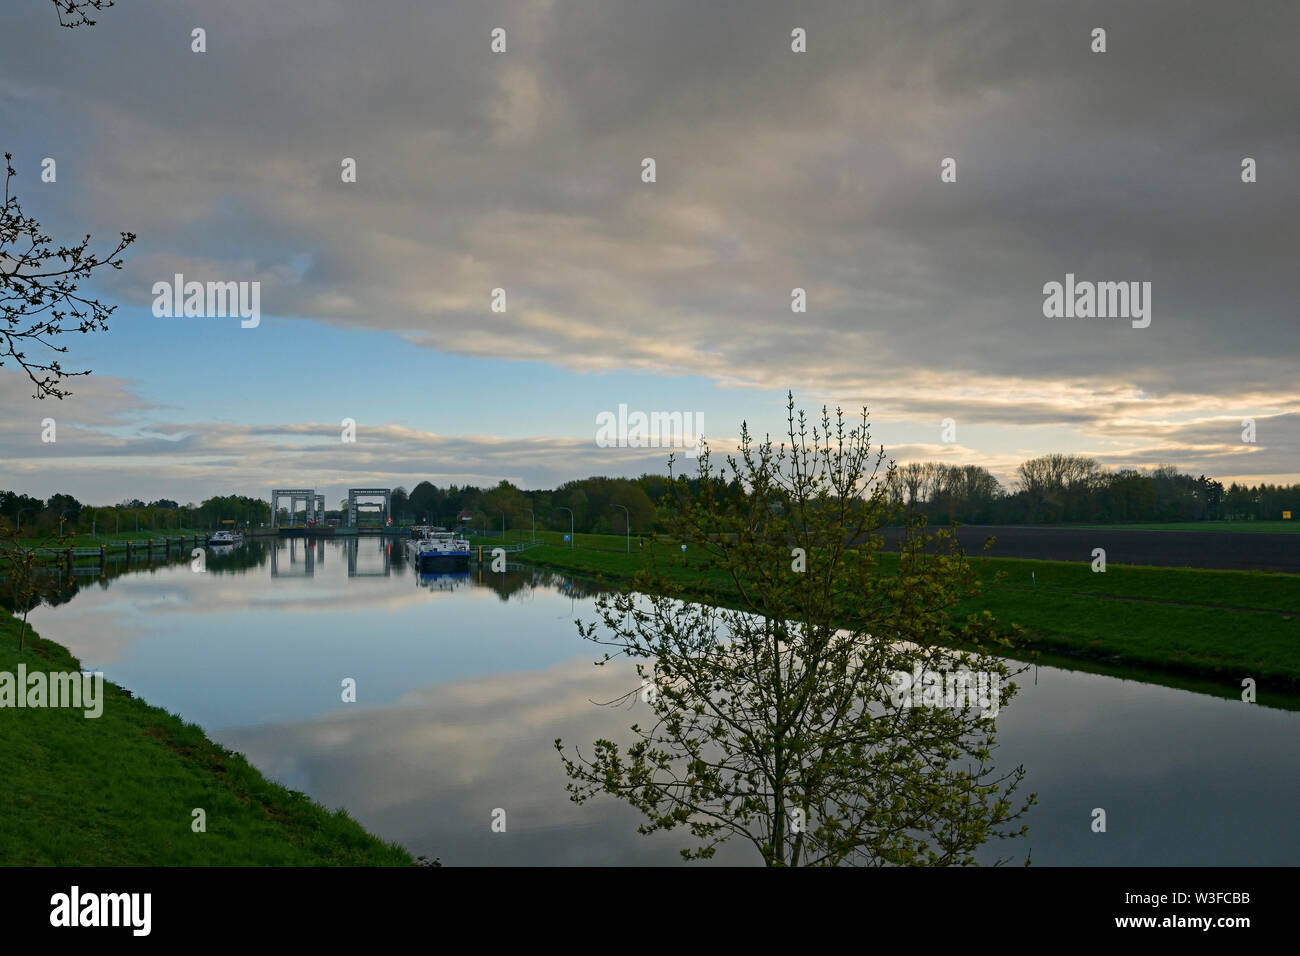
[1284,511,1292,520]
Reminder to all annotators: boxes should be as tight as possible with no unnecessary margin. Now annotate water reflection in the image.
[270,536,315,577]
[416,572,471,592]
[16,537,1300,866]
[344,537,390,578]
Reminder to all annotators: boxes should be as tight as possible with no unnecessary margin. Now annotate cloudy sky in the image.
[1,0,1296,505]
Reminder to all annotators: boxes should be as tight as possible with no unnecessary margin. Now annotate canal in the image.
[26,537,1300,865]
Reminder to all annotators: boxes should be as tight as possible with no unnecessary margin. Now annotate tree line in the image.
[386,457,1296,530]
[886,455,1294,524]
[0,491,268,536]
[3,454,1293,539]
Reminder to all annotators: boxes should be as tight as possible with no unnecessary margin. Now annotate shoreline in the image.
[0,613,414,866]
[513,543,1300,701]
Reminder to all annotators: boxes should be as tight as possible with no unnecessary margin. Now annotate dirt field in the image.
[877,525,1300,572]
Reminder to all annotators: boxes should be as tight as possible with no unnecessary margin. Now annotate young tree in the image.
[557,397,1033,866]
[1,154,135,399]
[0,518,58,652]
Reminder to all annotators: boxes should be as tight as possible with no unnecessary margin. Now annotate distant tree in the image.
[408,481,442,523]
[389,487,409,523]
[0,490,44,525]
[608,482,655,534]
[1,154,135,399]
[1101,469,1155,522]
[899,461,926,510]
[1016,454,1099,523]
[44,492,81,523]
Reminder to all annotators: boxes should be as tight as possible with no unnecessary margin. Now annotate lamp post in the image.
[16,508,30,534]
[525,509,535,543]
[501,511,506,541]
[612,504,630,554]
[556,507,574,549]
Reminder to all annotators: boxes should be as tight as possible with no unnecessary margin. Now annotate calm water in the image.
[28,537,1300,866]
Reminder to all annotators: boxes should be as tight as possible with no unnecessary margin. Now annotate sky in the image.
[1,0,1296,506]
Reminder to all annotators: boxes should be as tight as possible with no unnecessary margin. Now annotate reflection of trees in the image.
[203,541,268,574]
[0,540,268,611]
[467,566,609,603]
[474,567,555,600]
[558,398,1035,866]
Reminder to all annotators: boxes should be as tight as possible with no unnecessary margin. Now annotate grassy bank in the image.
[0,613,413,866]
[513,534,1300,695]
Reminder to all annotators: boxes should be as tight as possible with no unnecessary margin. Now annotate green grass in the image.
[0,613,414,866]
[957,555,1300,612]
[465,528,647,551]
[513,532,1300,694]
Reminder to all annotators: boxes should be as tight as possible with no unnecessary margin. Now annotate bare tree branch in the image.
[1,153,135,399]
[50,0,115,29]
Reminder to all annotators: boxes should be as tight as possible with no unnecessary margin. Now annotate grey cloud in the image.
[2,1,1295,481]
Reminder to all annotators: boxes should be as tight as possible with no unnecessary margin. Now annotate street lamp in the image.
[501,511,506,541]
[556,507,574,549]
[612,504,630,554]
[16,508,30,534]
[525,509,535,543]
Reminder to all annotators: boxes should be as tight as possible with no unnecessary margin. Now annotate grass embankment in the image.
[0,613,413,866]
[512,533,1300,694]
